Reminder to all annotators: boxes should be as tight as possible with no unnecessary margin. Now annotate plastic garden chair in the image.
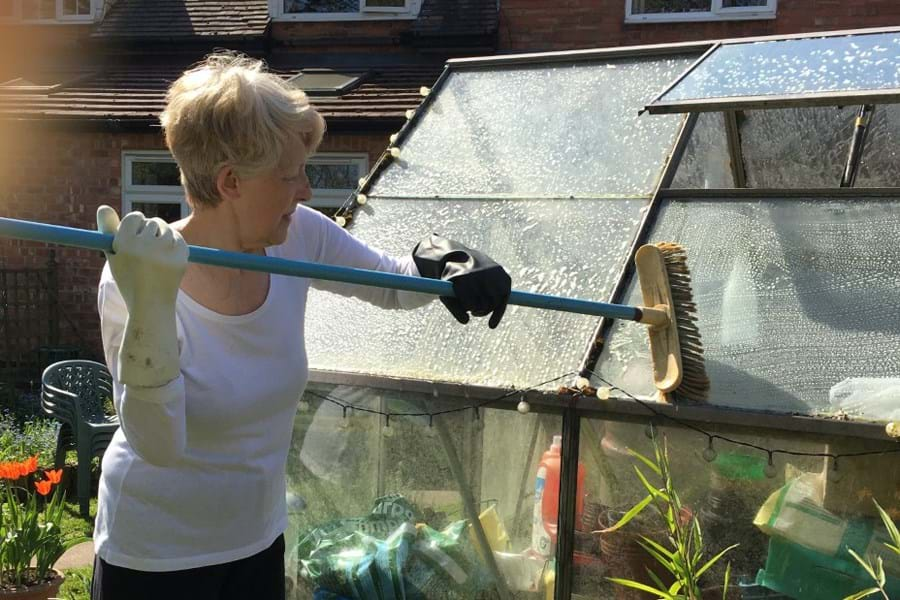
[41,360,119,517]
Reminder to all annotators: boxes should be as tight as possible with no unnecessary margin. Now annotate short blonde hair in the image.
[160,52,325,207]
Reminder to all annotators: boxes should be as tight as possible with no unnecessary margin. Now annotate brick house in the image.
[0,0,896,384]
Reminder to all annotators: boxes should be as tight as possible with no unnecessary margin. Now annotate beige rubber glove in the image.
[97,206,188,388]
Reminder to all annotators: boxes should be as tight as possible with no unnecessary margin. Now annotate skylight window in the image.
[286,69,366,97]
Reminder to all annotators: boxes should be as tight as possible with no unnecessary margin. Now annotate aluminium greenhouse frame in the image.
[316,30,900,599]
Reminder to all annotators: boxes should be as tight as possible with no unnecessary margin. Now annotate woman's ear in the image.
[216,165,241,203]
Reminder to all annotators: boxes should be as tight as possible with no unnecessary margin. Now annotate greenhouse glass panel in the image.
[573,420,900,598]
[670,112,734,188]
[740,106,854,188]
[373,55,696,199]
[593,197,900,416]
[286,382,564,599]
[651,31,900,109]
[857,103,900,187]
[305,197,644,388]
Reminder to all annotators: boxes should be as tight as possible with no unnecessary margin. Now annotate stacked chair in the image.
[41,360,119,517]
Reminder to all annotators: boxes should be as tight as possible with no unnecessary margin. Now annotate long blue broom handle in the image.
[0,217,642,321]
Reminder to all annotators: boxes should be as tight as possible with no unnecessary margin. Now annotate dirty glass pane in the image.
[740,106,853,188]
[574,420,900,599]
[131,161,181,187]
[857,103,900,187]
[594,197,900,416]
[305,197,644,388]
[630,0,710,15]
[286,383,563,599]
[373,55,696,199]
[670,112,734,188]
[660,32,900,103]
[283,0,358,13]
[306,162,360,190]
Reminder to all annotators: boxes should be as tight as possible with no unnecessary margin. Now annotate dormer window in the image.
[273,0,420,21]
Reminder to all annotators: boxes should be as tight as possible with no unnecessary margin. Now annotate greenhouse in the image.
[286,27,900,600]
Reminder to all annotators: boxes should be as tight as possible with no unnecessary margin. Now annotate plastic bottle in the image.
[531,435,586,557]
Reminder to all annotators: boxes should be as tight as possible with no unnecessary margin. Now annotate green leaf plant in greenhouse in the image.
[845,500,900,600]
[601,434,737,600]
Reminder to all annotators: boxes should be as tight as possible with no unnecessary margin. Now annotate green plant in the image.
[0,411,59,467]
[0,457,87,588]
[58,566,92,599]
[602,435,737,600]
[844,500,900,600]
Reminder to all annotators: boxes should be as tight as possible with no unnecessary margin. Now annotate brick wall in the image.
[498,0,900,52]
[0,121,391,362]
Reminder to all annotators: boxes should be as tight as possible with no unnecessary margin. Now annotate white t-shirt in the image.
[94,204,429,572]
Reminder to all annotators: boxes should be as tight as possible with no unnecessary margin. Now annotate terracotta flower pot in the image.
[0,569,65,600]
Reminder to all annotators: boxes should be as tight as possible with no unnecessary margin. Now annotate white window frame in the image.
[306,153,369,209]
[270,0,420,22]
[122,151,190,221]
[122,151,368,213]
[2,0,99,23]
[624,0,776,23]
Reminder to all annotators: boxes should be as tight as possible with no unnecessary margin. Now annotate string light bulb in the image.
[389,133,398,144]
[389,147,401,159]
[702,437,717,463]
[405,109,415,120]
[596,386,611,401]
[764,453,777,478]
[419,86,431,97]
[298,400,310,413]
[517,396,530,414]
[382,414,393,437]
[887,422,900,438]
[356,194,368,205]
[827,458,842,483]
[335,216,347,227]
[575,377,590,390]
[358,177,366,187]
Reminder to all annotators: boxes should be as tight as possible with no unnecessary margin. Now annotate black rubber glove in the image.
[413,234,511,329]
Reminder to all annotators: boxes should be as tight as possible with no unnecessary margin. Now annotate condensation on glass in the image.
[659,32,900,103]
[373,55,696,199]
[285,383,563,599]
[573,419,900,598]
[594,197,900,416]
[305,197,645,388]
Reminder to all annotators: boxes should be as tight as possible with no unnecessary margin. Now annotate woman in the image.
[92,52,510,600]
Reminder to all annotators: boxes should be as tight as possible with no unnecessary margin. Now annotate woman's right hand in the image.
[97,206,187,387]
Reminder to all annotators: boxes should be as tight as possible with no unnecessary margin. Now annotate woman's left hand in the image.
[412,234,511,329]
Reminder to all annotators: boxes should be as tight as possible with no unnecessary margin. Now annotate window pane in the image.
[659,32,900,104]
[62,0,90,15]
[740,107,853,188]
[131,202,182,222]
[671,112,734,188]
[307,161,361,190]
[373,55,696,199]
[857,104,900,187]
[305,197,644,388]
[287,384,562,599]
[596,197,900,416]
[131,161,181,187]
[630,0,711,14]
[722,0,769,6]
[283,0,358,13]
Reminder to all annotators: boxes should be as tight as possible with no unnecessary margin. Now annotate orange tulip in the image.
[0,463,13,480]
[34,479,52,496]
[44,469,63,485]
[23,455,38,476]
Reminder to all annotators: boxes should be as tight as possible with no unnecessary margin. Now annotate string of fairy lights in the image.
[301,368,900,480]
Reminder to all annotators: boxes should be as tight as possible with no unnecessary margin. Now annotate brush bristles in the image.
[655,242,710,403]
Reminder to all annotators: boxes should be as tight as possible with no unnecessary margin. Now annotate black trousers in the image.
[91,534,286,600]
